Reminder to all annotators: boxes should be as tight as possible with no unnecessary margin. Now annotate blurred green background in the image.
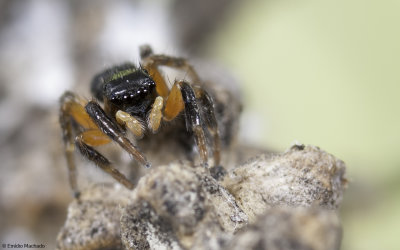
[209,0,400,249]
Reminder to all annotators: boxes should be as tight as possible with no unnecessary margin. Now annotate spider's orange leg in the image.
[141,49,170,98]
[163,81,184,121]
[59,99,79,197]
[163,80,209,167]
[142,54,200,83]
[80,129,111,147]
[60,91,101,197]
[141,48,201,97]
[140,46,220,167]
[60,92,139,196]
[142,62,169,98]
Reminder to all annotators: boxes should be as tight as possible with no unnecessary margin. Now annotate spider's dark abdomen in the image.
[104,69,157,118]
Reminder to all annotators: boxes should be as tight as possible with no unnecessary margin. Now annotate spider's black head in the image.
[91,64,157,118]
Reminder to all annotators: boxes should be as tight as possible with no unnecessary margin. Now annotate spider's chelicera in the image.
[60,45,221,197]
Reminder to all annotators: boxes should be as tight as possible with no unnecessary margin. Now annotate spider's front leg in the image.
[139,45,221,166]
[85,101,151,169]
[60,92,132,197]
[74,132,134,190]
[163,80,210,167]
[60,93,148,197]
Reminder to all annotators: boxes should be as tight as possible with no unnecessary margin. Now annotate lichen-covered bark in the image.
[223,145,347,222]
[120,163,247,250]
[224,207,342,250]
[56,144,347,250]
[56,184,133,250]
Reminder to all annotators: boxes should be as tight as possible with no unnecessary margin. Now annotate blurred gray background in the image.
[0,0,399,249]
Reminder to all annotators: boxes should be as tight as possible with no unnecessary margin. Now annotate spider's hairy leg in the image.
[162,80,209,166]
[80,129,111,146]
[60,92,79,197]
[141,60,169,98]
[142,55,201,83]
[141,52,201,97]
[85,101,151,168]
[148,96,164,133]
[116,110,145,139]
[59,91,100,197]
[179,81,209,167]
[195,86,222,166]
[75,135,134,190]
[60,92,98,130]
[140,45,169,97]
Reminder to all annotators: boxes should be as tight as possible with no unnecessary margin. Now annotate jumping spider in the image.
[60,45,221,197]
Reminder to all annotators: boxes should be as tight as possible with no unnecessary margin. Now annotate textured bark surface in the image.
[223,144,347,222]
[56,144,346,250]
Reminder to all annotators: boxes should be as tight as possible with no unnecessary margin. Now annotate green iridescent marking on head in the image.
[110,68,136,81]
